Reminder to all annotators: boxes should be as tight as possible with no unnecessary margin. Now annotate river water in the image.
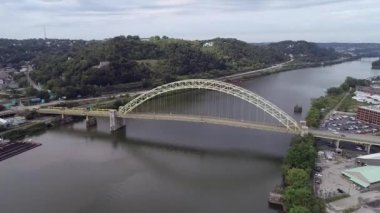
[0,59,379,213]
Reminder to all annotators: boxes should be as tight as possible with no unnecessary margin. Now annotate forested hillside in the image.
[0,39,86,68]
[29,36,294,97]
[0,36,342,98]
[268,40,342,62]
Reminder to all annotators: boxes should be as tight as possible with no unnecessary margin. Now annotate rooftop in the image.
[359,105,380,112]
[342,166,380,188]
[357,153,380,160]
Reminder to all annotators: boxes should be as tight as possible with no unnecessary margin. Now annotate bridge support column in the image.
[335,140,340,149]
[365,144,372,154]
[300,121,308,137]
[86,116,97,128]
[60,114,73,124]
[110,110,125,132]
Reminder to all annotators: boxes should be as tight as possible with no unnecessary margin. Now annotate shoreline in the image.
[217,57,355,81]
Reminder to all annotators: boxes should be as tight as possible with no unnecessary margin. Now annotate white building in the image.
[357,153,380,166]
[353,91,380,105]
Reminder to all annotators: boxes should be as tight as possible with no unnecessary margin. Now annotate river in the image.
[0,58,379,213]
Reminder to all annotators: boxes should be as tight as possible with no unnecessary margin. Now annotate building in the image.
[92,61,110,69]
[0,71,18,89]
[203,42,214,47]
[0,118,9,126]
[357,86,380,96]
[342,166,380,189]
[6,116,26,127]
[356,105,380,126]
[357,153,380,166]
[353,91,380,104]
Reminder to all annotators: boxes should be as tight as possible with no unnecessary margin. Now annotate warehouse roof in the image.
[359,105,380,113]
[357,153,380,160]
[342,166,380,188]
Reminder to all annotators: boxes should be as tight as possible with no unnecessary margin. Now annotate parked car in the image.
[314,166,322,172]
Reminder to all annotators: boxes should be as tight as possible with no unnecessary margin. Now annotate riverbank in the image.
[275,135,325,212]
[217,57,354,81]
[0,116,62,140]
[0,122,48,140]
[306,77,370,128]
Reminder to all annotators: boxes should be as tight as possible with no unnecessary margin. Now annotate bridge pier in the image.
[60,114,74,124]
[365,144,372,154]
[86,116,97,128]
[300,121,308,137]
[335,140,340,149]
[110,110,125,132]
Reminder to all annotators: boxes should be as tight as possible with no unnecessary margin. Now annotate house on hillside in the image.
[0,72,18,89]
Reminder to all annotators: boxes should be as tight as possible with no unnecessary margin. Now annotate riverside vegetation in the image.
[306,77,369,127]
[282,135,325,213]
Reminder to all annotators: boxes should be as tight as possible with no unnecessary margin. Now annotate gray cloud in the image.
[0,0,379,42]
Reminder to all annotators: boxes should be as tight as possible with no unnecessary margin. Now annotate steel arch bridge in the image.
[119,79,300,132]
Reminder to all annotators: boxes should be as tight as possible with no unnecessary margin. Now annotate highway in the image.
[309,129,380,146]
[218,57,294,81]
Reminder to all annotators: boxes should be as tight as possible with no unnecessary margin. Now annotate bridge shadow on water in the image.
[49,123,286,189]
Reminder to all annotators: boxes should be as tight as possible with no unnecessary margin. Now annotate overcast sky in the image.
[1,0,379,42]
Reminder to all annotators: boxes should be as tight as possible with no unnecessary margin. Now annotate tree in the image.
[326,87,343,96]
[373,58,380,69]
[286,168,310,188]
[25,87,38,96]
[36,90,50,101]
[112,100,123,109]
[289,206,311,213]
[284,187,313,210]
[284,137,316,173]
[306,107,321,128]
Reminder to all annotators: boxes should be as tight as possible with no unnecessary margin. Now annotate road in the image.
[309,129,380,146]
[10,89,146,112]
[218,56,294,81]
[322,88,352,121]
[25,69,42,91]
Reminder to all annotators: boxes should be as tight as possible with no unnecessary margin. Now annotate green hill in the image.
[268,40,341,62]
[0,36,342,98]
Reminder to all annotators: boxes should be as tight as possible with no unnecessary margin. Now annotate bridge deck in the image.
[37,108,380,146]
[309,129,380,146]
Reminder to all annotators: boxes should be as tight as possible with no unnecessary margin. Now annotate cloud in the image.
[0,0,379,42]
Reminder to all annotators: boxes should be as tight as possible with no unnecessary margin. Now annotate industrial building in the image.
[357,153,380,166]
[0,116,26,128]
[357,85,380,96]
[356,105,380,126]
[342,166,380,189]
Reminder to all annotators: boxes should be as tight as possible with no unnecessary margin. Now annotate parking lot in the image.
[316,152,360,198]
[315,150,380,212]
[320,112,380,135]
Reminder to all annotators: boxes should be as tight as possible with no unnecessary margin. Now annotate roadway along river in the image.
[0,58,379,213]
